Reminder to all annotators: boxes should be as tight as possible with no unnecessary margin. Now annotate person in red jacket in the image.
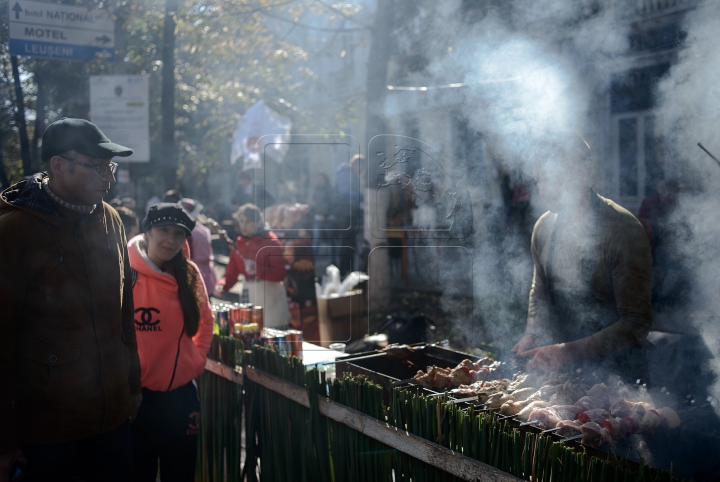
[128,203,214,482]
[214,203,290,328]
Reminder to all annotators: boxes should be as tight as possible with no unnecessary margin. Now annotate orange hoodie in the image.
[128,235,214,392]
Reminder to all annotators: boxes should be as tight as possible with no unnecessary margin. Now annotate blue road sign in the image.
[9,0,115,62]
[9,39,113,61]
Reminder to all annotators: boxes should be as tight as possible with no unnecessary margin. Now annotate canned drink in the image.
[241,305,253,324]
[285,330,300,357]
[252,306,264,331]
[276,336,287,356]
[285,332,295,357]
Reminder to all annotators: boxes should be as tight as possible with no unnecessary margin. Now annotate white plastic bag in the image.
[322,265,342,297]
[337,271,370,296]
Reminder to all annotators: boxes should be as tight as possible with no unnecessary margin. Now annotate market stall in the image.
[197,333,685,482]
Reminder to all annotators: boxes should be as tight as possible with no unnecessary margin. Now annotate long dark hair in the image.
[166,251,200,337]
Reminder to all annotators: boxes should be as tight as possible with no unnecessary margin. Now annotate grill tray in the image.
[335,345,611,454]
[336,343,476,401]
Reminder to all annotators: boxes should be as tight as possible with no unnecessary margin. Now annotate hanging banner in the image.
[230,100,292,170]
[90,75,150,162]
[8,0,114,61]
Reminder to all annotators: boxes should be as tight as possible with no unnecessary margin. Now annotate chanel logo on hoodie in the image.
[134,307,162,332]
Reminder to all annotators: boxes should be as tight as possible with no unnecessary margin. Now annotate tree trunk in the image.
[364,0,396,310]
[0,144,10,189]
[11,55,32,176]
[32,73,46,167]
[161,0,178,190]
[114,3,128,75]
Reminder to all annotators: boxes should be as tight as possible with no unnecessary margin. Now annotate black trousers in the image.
[21,420,134,482]
[131,381,200,482]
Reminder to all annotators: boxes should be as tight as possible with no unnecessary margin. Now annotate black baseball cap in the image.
[143,203,196,236]
[41,118,133,163]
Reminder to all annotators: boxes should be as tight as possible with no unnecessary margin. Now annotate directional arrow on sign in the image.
[12,2,22,20]
[95,34,111,44]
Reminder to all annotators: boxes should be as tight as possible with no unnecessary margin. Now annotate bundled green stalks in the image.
[245,346,684,482]
[196,335,244,482]
[245,344,333,482]
[327,376,392,482]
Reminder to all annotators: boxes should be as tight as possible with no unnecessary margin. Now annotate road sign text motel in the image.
[23,27,68,40]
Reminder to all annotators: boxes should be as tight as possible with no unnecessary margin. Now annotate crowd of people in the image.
[0,119,285,482]
[0,117,357,481]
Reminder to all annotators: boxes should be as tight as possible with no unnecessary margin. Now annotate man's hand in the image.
[130,401,142,423]
[511,334,536,355]
[0,449,26,482]
[517,343,567,373]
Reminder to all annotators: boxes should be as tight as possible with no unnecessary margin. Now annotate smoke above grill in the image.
[381,1,720,465]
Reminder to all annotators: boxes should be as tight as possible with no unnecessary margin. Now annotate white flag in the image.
[230,100,292,170]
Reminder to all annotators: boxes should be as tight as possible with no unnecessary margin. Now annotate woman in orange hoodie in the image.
[128,203,214,482]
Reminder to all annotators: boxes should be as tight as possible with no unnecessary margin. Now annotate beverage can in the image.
[252,306,264,331]
[241,305,253,324]
[276,336,287,356]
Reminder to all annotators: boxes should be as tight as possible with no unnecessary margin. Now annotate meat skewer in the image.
[413,358,504,390]
[574,396,606,412]
[408,360,681,450]
[601,417,633,441]
[576,409,612,424]
[580,422,613,448]
[526,405,582,430]
[556,419,584,438]
[376,344,417,360]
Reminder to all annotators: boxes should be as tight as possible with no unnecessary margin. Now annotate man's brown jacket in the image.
[0,174,141,453]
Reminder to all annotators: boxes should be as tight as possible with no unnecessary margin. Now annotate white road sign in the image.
[9,0,114,61]
[90,76,150,162]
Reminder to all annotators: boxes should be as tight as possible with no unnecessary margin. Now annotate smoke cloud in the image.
[389,0,720,438]
[395,0,634,353]
[654,0,720,415]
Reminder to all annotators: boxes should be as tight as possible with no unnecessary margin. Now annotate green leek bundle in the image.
[196,335,243,482]
[243,345,683,482]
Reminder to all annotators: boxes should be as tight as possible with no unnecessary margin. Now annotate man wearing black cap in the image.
[0,118,141,481]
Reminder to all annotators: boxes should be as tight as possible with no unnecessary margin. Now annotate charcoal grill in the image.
[336,343,476,401]
[336,344,609,452]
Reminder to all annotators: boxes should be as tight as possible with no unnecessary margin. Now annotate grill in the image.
[335,342,717,477]
[336,343,474,400]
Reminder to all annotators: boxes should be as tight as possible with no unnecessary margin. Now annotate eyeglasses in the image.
[60,156,118,178]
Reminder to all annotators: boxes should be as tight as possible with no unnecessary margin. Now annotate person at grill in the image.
[0,118,140,482]
[512,136,653,379]
[214,203,290,329]
[128,203,214,482]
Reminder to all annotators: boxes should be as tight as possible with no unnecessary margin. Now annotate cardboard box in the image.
[317,290,366,347]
